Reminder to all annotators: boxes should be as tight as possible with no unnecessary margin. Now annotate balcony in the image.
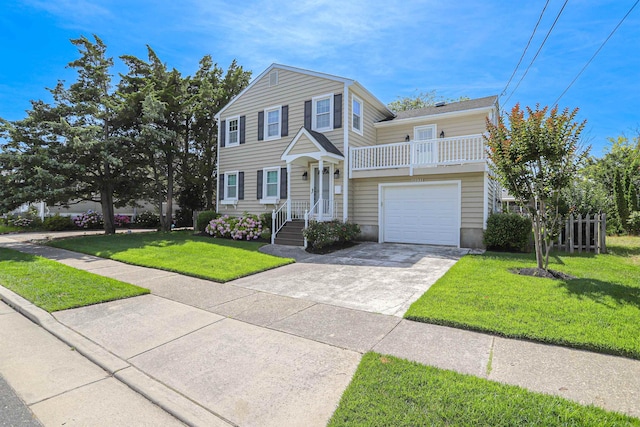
[350,134,487,176]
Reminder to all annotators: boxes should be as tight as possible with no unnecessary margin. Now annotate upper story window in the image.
[265,106,281,140]
[312,94,333,132]
[414,124,436,141]
[226,117,239,146]
[352,96,363,135]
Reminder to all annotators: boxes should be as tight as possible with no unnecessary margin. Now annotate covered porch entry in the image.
[272,127,344,246]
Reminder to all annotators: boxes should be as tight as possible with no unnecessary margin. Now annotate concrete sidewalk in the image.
[1,235,640,425]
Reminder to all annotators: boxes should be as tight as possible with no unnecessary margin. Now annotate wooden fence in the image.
[556,213,607,254]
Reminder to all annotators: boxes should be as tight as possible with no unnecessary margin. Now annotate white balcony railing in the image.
[350,134,487,175]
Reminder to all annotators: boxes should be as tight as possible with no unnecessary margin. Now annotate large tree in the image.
[0,35,141,233]
[388,90,469,113]
[486,104,587,270]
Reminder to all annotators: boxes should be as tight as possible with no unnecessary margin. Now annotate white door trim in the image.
[378,180,461,247]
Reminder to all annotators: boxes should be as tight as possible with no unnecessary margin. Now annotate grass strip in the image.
[329,352,639,426]
[0,248,149,312]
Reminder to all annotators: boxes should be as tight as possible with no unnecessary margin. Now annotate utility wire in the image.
[503,0,570,106]
[553,0,639,105]
[500,0,551,100]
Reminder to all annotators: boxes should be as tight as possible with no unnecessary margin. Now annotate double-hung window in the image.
[264,168,279,199]
[225,172,238,200]
[312,94,333,132]
[226,117,239,146]
[352,96,363,134]
[265,106,281,140]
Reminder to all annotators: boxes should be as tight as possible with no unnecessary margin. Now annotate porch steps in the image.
[274,220,305,246]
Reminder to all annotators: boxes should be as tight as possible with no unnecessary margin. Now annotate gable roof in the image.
[390,95,498,121]
[215,63,393,120]
[281,127,344,166]
[306,129,343,156]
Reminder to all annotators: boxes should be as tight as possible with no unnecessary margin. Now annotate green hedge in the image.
[483,213,532,252]
[196,210,220,232]
[303,220,360,249]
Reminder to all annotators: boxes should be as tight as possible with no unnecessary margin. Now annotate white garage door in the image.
[381,182,460,246]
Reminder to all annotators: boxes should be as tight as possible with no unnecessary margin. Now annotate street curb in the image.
[0,286,230,427]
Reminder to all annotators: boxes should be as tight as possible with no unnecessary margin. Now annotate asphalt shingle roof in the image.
[390,95,498,121]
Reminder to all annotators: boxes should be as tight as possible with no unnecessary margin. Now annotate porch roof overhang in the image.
[281,127,344,167]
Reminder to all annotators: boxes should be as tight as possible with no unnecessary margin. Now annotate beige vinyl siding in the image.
[375,112,488,146]
[219,69,345,217]
[348,88,389,149]
[351,172,485,228]
[288,135,318,156]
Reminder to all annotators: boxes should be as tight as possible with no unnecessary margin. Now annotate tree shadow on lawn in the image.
[559,277,640,310]
[0,248,39,263]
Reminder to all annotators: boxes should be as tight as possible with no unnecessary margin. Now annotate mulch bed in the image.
[512,268,576,280]
[305,241,358,254]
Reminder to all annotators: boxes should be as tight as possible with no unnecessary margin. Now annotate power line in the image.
[500,0,551,100]
[503,0,570,106]
[553,0,639,106]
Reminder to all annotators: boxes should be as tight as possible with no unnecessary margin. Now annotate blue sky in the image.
[1,0,638,156]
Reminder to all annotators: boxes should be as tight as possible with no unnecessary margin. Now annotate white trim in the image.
[312,93,333,132]
[225,115,240,147]
[352,95,363,136]
[378,180,461,248]
[373,106,495,128]
[483,171,489,229]
[310,163,334,219]
[260,166,280,204]
[216,117,221,213]
[264,105,282,141]
[281,127,344,164]
[343,83,350,222]
[223,170,239,202]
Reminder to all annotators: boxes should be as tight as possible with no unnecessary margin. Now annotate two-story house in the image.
[215,64,500,248]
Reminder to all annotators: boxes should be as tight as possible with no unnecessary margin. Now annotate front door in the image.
[311,165,332,218]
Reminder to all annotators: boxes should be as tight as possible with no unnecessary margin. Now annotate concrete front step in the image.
[274,221,305,246]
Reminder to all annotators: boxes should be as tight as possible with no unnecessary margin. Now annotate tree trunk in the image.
[100,187,116,234]
[532,212,544,270]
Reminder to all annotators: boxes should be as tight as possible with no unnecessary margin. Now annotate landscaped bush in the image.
[9,216,34,228]
[628,211,640,235]
[74,210,104,229]
[196,210,219,232]
[259,212,272,230]
[114,214,131,228]
[43,214,74,231]
[483,212,532,252]
[303,220,360,250]
[205,213,262,240]
[133,211,160,228]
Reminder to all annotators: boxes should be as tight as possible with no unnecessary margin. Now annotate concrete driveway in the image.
[233,242,468,317]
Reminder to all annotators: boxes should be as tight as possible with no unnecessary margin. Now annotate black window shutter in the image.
[333,93,342,129]
[239,116,246,144]
[238,172,244,200]
[256,170,263,199]
[304,100,312,129]
[219,174,224,200]
[258,111,264,141]
[280,167,287,199]
[281,105,288,137]
[220,120,226,147]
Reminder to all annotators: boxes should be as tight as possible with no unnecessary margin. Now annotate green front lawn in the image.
[0,225,22,234]
[329,352,638,426]
[48,231,294,282]
[0,248,149,312]
[405,236,640,359]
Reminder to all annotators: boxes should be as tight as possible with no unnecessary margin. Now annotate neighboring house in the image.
[215,64,500,248]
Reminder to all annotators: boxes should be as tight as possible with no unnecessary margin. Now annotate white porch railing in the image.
[271,201,288,245]
[350,134,486,175]
[290,200,309,220]
[307,199,339,221]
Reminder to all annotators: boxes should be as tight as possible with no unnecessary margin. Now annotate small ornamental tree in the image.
[485,104,587,271]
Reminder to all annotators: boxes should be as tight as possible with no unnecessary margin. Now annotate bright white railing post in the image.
[303,210,309,249]
[271,208,276,245]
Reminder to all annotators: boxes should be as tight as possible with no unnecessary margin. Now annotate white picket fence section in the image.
[557,213,607,254]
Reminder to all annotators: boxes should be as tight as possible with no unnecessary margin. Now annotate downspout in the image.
[215,117,220,215]
[343,82,350,222]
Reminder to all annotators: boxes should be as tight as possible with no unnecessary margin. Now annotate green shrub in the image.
[627,211,640,235]
[134,211,160,228]
[483,213,532,252]
[303,220,360,249]
[260,212,272,230]
[43,214,74,231]
[196,210,219,232]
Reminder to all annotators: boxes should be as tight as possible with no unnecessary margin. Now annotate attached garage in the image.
[379,181,461,246]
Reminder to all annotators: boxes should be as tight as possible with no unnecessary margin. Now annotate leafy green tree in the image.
[0,36,141,233]
[387,90,469,113]
[486,104,587,270]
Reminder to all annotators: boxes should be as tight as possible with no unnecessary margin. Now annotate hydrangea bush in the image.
[114,214,131,228]
[205,213,262,240]
[74,210,104,229]
[9,216,33,228]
